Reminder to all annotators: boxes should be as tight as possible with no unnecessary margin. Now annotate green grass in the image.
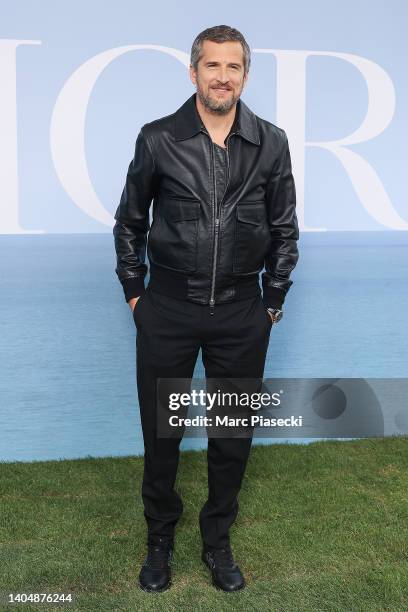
[1,437,408,611]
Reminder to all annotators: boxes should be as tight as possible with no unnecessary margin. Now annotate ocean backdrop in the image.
[1,232,407,462]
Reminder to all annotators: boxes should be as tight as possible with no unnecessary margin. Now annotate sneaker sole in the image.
[139,580,172,593]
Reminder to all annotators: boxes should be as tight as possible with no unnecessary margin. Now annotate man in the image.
[113,25,299,593]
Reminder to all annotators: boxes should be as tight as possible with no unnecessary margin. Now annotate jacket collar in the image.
[174,92,260,146]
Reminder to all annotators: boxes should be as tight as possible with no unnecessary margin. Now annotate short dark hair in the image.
[190,25,251,74]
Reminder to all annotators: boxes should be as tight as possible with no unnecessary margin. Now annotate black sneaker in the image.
[202,544,246,592]
[139,537,173,592]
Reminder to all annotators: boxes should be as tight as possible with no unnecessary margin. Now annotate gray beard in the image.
[196,87,239,115]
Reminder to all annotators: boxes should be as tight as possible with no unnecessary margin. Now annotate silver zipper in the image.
[209,217,219,315]
[208,135,233,315]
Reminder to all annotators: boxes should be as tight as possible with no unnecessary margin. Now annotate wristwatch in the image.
[266,308,283,324]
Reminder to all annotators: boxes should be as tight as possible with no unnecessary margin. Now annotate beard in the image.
[196,82,241,115]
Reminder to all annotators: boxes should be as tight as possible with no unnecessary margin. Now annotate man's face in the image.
[190,40,248,115]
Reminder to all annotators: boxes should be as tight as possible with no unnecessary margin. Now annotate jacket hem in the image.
[148,263,261,304]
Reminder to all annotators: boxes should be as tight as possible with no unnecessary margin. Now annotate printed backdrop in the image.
[1,1,407,460]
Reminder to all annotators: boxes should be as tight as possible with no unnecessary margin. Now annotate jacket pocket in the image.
[148,199,201,272]
[233,202,271,274]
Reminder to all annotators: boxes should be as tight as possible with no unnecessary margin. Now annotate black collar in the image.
[174,92,260,146]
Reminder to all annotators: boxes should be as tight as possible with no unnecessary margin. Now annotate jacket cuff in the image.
[262,286,286,310]
[121,276,146,303]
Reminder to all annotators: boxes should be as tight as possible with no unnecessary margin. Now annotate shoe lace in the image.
[145,543,172,569]
[212,546,235,569]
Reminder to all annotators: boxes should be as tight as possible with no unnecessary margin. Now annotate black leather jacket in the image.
[113,93,299,313]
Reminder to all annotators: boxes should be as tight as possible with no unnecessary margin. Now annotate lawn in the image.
[1,437,407,611]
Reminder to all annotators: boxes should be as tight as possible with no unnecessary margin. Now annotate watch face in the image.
[268,309,283,322]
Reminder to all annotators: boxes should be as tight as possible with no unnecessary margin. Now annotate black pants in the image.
[134,286,272,549]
